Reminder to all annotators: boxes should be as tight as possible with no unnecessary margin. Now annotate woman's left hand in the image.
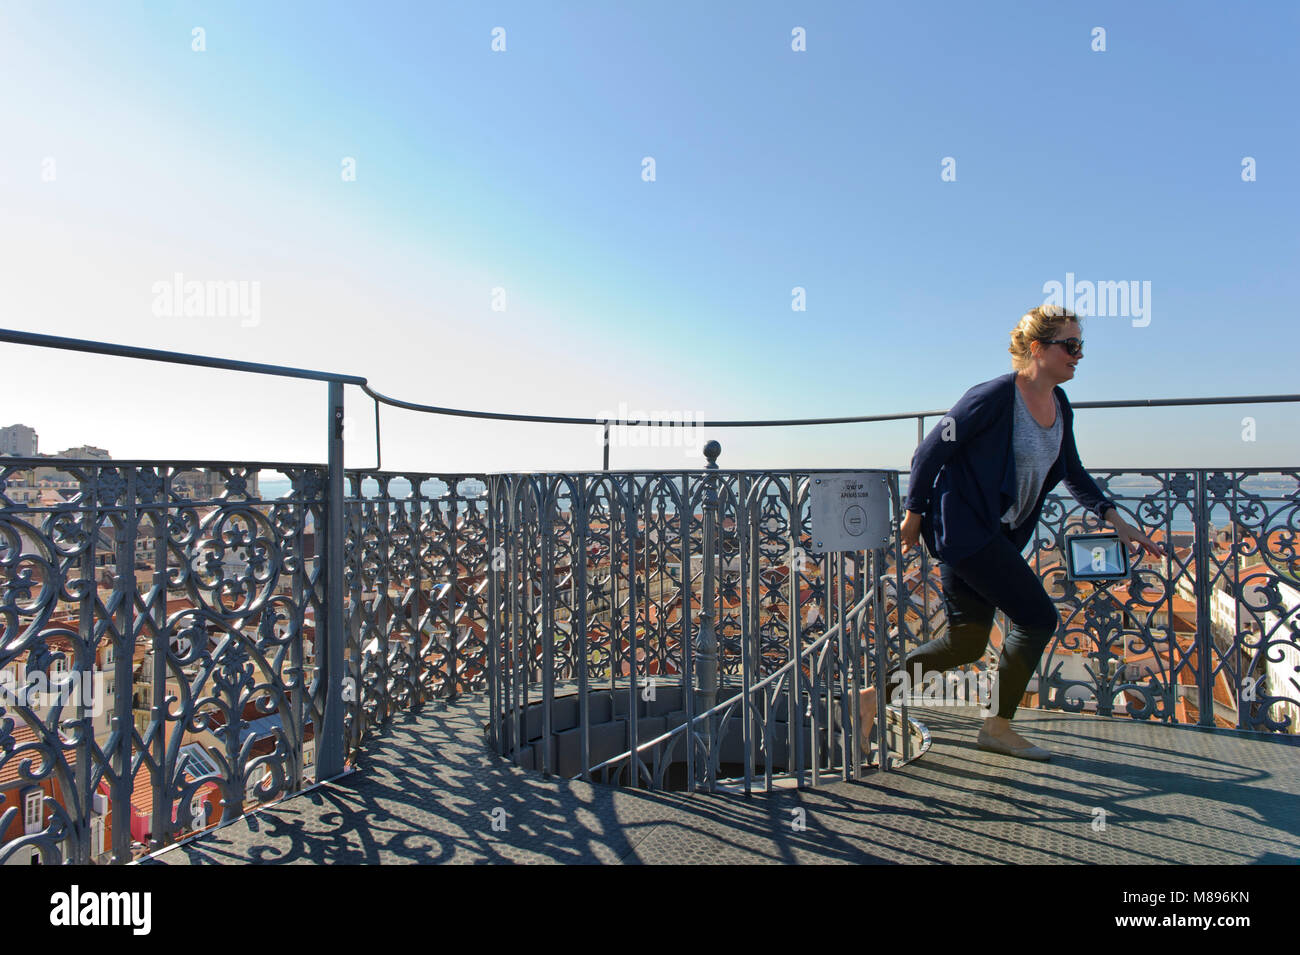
[1112,517,1165,561]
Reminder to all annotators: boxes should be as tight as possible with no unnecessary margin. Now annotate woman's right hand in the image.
[899,510,923,557]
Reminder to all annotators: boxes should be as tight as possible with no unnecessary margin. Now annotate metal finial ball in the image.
[703,440,721,464]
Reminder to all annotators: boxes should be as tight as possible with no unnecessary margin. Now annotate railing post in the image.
[871,545,892,771]
[75,470,103,861]
[508,478,524,765]
[738,472,754,794]
[343,484,363,760]
[694,441,720,791]
[541,481,555,776]
[788,475,805,785]
[914,414,932,647]
[111,467,136,860]
[446,483,459,703]
[622,479,640,786]
[487,476,501,754]
[1193,470,1214,727]
[575,474,591,781]
[889,472,912,764]
[317,381,347,779]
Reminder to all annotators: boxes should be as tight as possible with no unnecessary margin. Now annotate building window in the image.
[24,789,43,831]
[176,744,219,782]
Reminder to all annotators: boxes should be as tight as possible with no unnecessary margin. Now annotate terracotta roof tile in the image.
[0,723,75,788]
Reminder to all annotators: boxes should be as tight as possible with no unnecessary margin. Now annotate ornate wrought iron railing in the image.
[0,460,329,865]
[913,469,1300,732]
[1,327,1297,865]
[485,449,909,794]
[341,470,494,758]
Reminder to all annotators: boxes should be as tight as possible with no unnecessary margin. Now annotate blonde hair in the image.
[1009,304,1080,371]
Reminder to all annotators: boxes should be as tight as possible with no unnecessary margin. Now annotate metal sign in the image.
[809,472,890,553]
[1063,532,1131,581]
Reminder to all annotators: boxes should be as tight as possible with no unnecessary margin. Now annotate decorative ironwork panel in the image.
[488,468,902,789]
[896,469,1300,734]
[340,472,492,762]
[0,459,324,864]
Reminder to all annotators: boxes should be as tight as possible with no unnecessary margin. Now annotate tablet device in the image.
[1064,533,1130,581]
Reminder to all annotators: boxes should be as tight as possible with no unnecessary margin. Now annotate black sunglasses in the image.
[1040,337,1084,357]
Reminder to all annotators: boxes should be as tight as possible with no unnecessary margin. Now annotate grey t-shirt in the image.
[1001,384,1063,529]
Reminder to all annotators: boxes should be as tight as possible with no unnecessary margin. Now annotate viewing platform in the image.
[1,329,1297,866]
[149,695,1300,865]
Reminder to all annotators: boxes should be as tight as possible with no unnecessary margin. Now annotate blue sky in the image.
[1,1,1296,473]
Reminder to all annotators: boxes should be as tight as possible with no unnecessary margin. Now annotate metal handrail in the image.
[5,327,1299,472]
[584,587,878,786]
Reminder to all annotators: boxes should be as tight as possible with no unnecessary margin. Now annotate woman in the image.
[858,305,1163,761]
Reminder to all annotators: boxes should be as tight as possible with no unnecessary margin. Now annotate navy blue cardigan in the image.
[904,371,1117,565]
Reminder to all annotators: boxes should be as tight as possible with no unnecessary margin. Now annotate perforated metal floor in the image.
[149,696,1300,865]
